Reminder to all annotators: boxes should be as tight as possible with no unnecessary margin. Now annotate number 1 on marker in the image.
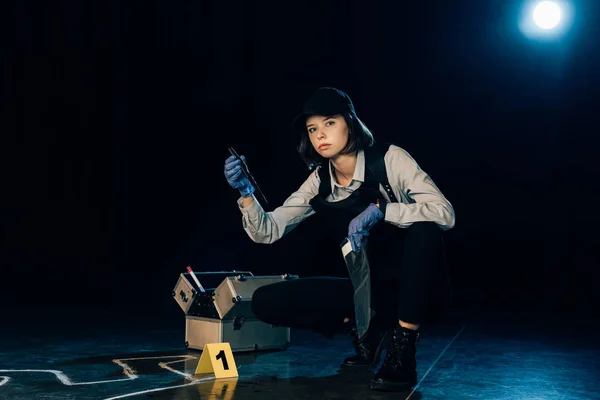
[195,343,238,378]
[216,349,229,370]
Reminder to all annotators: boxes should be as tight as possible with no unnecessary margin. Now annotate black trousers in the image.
[251,222,450,335]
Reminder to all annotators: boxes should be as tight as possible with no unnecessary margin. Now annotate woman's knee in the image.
[251,282,286,324]
[251,284,272,318]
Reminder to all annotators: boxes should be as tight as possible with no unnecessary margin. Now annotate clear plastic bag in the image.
[341,237,375,339]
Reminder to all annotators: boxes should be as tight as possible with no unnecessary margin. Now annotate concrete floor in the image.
[1,305,599,399]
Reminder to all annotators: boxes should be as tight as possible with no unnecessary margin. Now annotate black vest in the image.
[307,143,406,281]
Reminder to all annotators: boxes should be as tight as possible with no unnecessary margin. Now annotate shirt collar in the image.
[328,149,365,185]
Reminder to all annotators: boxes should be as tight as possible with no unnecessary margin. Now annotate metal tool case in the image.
[172,271,297,352]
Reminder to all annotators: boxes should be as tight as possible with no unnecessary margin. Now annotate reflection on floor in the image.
[1,306,598,399]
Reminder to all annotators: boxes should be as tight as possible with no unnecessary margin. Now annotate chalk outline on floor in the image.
[0,354,219,399]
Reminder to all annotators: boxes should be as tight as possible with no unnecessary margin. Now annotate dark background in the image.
[1,1,598,319]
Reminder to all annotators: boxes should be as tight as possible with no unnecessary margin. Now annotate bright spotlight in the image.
[533,1,561,29]
[519,1,573,41]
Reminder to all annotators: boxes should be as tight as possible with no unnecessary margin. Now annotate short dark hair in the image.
[296,113,375,170]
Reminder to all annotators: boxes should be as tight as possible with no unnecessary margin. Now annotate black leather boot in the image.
[341,320,389,368]
[370,324,419,391]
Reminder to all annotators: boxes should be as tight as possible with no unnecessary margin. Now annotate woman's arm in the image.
[382,145,456,230]
[238,168,321,243]
[240,196,255,209]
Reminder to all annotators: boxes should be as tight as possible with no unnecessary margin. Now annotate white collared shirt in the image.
[323,145,366,199]
[238,145,455,244]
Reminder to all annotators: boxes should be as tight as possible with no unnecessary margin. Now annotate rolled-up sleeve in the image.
[238,169,320,243]
[383,145,456,230]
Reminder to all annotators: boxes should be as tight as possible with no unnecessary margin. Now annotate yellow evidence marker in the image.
[195,342,238,378]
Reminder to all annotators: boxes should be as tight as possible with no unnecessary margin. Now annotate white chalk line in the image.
[0,369,130,386]
[405,324,467,400]
[0,354,226,400]
[103,376,218,400]
[158,358,197,381]
[104,355,246,399]
[0,354,199,387]
[112,354,199,382]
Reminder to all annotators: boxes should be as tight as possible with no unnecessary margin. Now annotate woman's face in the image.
[306,115,349,158]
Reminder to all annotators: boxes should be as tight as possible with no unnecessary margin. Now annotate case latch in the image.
[179,290,188,303]
[233,315,245,330]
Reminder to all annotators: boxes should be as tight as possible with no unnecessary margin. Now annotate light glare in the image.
[519,1,573,41]
[533,1,562,29]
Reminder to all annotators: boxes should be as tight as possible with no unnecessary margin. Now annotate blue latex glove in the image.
[224,155,255,198]
[348,203,384,252]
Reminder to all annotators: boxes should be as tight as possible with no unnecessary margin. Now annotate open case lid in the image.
[185,271,254,292]
[172,270,253,314]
